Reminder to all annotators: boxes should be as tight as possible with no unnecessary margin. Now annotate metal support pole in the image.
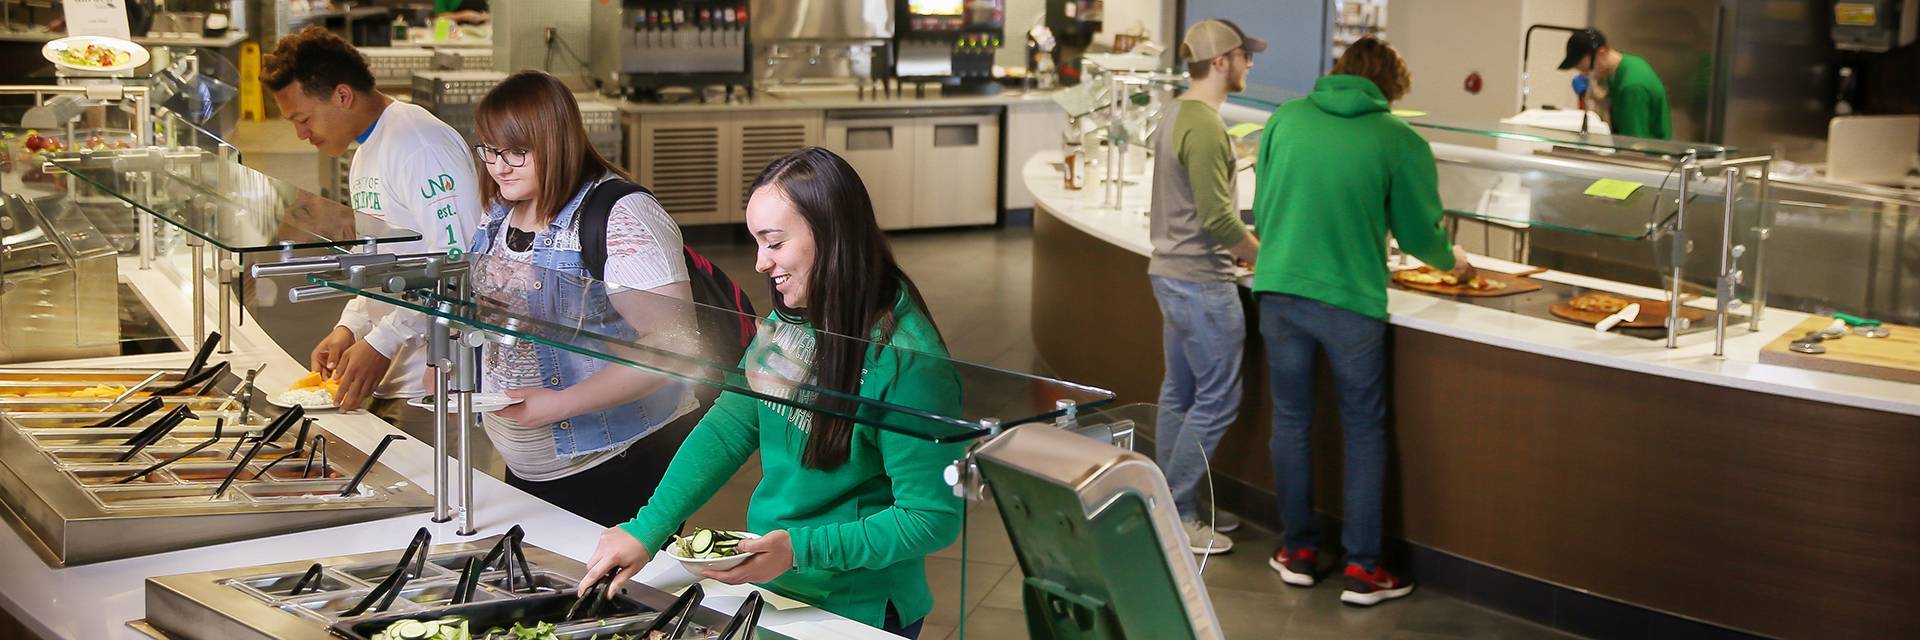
[455,326,481,536]
[137,207,153,270]
[1666,154,1695,349]
[191,239,205,347]
[1748,159,1772,332]
[217,250,233,354]
[1714,167,1742,357]
[429,284,453,524]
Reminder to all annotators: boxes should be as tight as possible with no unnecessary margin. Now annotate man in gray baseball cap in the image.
[1147,17,1264,558]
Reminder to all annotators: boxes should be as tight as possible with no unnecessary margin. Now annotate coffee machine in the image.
[589,0,754,101]
[894,0,1005,95]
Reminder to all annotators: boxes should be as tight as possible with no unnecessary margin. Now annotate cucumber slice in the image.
[691,529,714,554]
[392,619,429,639]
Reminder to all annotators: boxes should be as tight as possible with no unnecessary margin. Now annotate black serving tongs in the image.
[563,567,622,622]
[154,360,230,397]
[87,396,163,430]
[118,418,223,484]
[451,556,485,605]
[210,406,304,499]
[478,524,536,593]
[338,434,405,497]
[716,591,766,640]
[343,527,432,617]
[251,425,327,481]
[287,562,326,597]
[638,583,705,639]
[183,331,221,379]
[115,404,197,462]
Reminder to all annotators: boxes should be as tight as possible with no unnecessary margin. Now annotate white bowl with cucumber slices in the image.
[662,528,760,572]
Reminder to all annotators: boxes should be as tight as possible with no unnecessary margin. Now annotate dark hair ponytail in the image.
[748,147,936,470]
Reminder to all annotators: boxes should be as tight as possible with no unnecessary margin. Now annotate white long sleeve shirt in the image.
[338,100,481,399]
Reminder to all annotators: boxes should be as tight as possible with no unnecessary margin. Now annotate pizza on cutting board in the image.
[1393,265,1508,291]
[1566,292,1633,314]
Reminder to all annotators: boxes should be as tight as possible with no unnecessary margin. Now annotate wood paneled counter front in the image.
[1024,152,1920,639]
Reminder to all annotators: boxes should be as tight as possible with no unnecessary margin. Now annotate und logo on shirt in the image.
[420,173,457,199]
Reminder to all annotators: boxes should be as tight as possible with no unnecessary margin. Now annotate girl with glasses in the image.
[463,70,701,526]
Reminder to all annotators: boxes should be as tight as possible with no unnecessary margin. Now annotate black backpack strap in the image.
[577,178,651,282]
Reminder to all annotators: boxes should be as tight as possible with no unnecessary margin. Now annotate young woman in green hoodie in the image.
[1251,37,1474,608]
[577,147,963,638]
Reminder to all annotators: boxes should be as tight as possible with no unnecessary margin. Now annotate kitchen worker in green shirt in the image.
[578,147,961,639]
[433,0,489,25]
[1559,28,1671,140]
[1252,36,1475,607]
[1147,18,1264,557]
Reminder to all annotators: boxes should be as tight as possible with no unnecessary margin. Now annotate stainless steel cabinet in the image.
[631,110,823,226]
[825,107,1001,230]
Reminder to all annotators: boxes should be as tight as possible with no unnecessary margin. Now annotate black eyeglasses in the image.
[474,144,530,167]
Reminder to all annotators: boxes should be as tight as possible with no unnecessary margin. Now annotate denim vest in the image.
[468,174,691,457]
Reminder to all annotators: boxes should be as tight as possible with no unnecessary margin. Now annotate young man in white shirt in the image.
[264,25,482,411]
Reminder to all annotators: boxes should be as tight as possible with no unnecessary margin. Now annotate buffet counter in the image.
[1024,151,1920,638]
[0,255,898,639]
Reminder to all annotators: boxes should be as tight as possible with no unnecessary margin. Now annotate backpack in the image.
[578,179,759,379]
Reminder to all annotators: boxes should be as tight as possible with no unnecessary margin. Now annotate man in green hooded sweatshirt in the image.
[1251,36,1473,607]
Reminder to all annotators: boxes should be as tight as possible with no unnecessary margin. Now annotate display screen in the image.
[909,0,964,16]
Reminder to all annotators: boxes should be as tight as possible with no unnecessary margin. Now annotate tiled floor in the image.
[234,123,1576,637]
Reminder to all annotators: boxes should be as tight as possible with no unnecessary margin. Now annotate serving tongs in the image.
[638,583,705,639]
[288,562,327,597]
[182,332,221,379]
[212,365,265,422]
[451,556,485,605]
[338,434,406,497]
[342,527,432,617]
[477,524,536,594]
[716,591,766,640]
[114,404,197,462]
[117,418,224,484]
[86,396,163,430]
[251,429,329,482]
[153,360,230,397]
[563,567,622,622]
[210,406,305,499]
[102,371,165,411]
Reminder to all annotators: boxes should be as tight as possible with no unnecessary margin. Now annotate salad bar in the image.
[137,526,781,640]
[0,361,431,566]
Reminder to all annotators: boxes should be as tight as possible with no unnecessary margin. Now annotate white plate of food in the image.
[405,392,523,414]
[270,371,339,410]
[268,388,336,410]
[663,528,760,572]
[42,36,149,73]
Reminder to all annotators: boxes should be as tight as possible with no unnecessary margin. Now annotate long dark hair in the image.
[749,147,937,470]
[474,70,631,223]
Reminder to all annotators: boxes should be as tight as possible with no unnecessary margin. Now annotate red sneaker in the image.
[1340,564,1415,606]
[1267,547,1318,587]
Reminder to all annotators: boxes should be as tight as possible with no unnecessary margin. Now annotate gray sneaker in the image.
[1181,519,1234,555]
[1212,511,1242,533]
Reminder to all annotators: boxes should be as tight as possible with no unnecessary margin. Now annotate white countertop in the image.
[1023,151,1920,419]
[0,255,894,639]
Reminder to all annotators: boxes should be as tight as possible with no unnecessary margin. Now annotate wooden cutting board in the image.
[1391,270,1543,298]
[1548,297,1709,329]
[1758,317,1920,385]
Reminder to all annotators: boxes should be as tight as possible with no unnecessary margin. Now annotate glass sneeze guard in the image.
[44,145,421,253]
[301,253,1114,443]
[1403,114,1737,160]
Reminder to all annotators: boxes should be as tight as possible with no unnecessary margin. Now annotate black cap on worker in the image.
[1557,28,1606,70]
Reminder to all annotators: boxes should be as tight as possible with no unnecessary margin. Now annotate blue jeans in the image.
[1150,276,1246,521]
[1258,293,1388,570]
